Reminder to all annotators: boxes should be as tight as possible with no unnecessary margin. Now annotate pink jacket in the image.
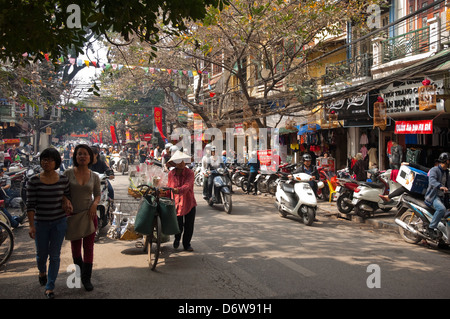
[167,168,197,216]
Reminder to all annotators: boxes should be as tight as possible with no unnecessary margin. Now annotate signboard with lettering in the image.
[380,80,444,114]
[325,93,376,121]
[394,120,433,134]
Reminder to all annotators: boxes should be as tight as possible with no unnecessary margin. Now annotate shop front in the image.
[378,78,450,170]
[325,91,384,171]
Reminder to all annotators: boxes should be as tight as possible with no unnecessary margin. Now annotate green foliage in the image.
[0,0,228,65]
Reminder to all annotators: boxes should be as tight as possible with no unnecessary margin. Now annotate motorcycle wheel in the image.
[268,180,278,195]
[241,180,253,193]
[355,202,371,219]
[336,193,353,214]
[303,207,315,226]
[398,211,422,244]
[222,193,232,214]
[321,181,330,201]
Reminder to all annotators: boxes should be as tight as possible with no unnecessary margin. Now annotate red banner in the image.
[110,126,118,144]
[395,120,433,134]
[154,107,166,139]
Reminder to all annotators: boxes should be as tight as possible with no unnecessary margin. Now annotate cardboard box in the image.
[396,165,428,195]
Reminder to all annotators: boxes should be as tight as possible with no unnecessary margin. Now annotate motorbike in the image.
[395,193,450,248]
[205,167,232,214]
[351,168,401,219]
[335,178,361,214]
[275,172,324,226]
[20,164,42,204]
[95,172,114,239]
[256,169,280,195]
[116,156,129,175]
[232,166,249,189]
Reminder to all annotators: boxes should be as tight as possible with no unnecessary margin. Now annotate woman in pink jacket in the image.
[166,151,197,252]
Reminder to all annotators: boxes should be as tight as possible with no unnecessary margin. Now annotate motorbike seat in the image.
[281,183,295,194]
[403,194,435,214]
[359,181,384,189]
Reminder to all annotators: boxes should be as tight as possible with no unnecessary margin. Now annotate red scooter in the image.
[335,177,361,214]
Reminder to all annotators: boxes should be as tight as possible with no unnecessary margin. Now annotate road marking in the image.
[275,258,316,277]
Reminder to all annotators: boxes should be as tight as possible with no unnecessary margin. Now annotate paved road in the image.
[1,173,450,300]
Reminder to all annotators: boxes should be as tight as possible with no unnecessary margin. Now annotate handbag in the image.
[134,195,157,235]
[65,210,95,241]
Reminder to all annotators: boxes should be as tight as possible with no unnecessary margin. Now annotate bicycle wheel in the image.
[147,215,161,271]
[0,210,11,228]
[0,221,14,267]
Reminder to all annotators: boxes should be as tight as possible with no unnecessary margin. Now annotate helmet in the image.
[437,152,450,163]
[222,151,226,156]
[302,154,312,161]
[164,143,173,149]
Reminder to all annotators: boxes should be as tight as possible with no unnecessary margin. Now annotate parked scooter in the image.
[395,193,450,247]
[335,178,361,214]
[206,167,232,214]
[351,168,401,219]
[275,172,324,226]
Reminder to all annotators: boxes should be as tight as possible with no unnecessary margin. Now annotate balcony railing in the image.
[381,26,430,64]
[322,53,373,86]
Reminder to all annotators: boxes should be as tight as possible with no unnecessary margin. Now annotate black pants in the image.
[248,172,258,194]
[175,207,196,249]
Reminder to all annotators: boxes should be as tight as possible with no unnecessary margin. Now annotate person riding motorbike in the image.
[201,144,212,199]
[291,153,320,197]
[424,152,450,239]
[161,143,173,171]
[205,146,224,203]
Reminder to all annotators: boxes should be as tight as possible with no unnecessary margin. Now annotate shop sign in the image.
[394,120,433,134]
[380,80,444,114]
[325,93,376,120]
[2,139,20,144]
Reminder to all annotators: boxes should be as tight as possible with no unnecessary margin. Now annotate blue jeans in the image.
[429,196,446,229]
[34,218,67,291]
[1,207,21,228]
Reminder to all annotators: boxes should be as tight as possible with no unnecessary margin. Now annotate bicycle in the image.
[0,220,14,267]
[136,184,173,271]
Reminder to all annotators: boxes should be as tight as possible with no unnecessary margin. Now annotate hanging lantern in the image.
[373,96,387,130]
[418,79,436,111]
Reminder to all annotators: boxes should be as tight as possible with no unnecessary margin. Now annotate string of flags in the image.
[57,105,152,118]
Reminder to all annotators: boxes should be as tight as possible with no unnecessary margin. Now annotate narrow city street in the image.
[1,173,450,300]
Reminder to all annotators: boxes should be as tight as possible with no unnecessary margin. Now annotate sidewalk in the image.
[315,200,398,231]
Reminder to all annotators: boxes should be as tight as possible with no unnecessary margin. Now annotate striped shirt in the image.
[26,174,70,221]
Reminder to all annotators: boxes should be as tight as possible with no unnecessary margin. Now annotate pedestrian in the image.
[26,148,71,299]
[352,153,367,181]
[63,144,100,291]
[166,151,197,252]
[247,151,260,195]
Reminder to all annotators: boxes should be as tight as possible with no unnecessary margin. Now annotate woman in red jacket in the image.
[166,151,197,252]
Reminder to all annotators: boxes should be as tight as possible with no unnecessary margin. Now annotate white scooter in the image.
[275,172,324,226]
[351,168,401,219]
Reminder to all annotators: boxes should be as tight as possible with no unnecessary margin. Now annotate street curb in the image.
[316,203,398,231]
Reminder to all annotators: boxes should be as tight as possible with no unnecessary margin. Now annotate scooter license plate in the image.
[335,186,341,192]
[351,198,359,205]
